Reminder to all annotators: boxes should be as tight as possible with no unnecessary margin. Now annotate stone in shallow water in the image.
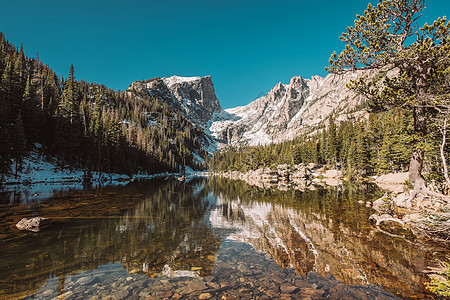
[207,281,220,289]
[280,283,298,294]
[301,287,325,298]
[179,280,207,294]
[199,292,213,299]
[75,276,96,286]
[40,289,54,297]
[155,290,173,298]
[61,291,74,299]
[16,217,52,232]
[139,290,151,298]
[113,287,129,300]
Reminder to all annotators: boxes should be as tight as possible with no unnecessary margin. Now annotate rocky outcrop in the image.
[127,72,374,151]
[216,166,347,190]
[16,217,52,232]
[210,71,370,147]
[128,75,223,125]
[374,172,409,193]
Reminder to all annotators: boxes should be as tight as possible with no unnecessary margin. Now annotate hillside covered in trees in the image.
[209,108,448,186]
[0,33,209,181]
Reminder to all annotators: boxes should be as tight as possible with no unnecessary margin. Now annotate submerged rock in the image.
[16,217,52,232]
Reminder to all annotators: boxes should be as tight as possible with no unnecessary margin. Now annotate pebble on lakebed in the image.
[32,241,399,300]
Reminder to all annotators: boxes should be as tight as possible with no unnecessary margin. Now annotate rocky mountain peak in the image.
[128,75,223,124]
[287,76,308,97]
[268,82,286,100]
[127,71,370,151]
[210,71,368,147]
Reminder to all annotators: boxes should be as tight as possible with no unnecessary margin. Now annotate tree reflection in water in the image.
[0,178,220,299]
[0,177,448,299]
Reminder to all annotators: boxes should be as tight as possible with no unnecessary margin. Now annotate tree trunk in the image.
[440,118,450,185]
[409,101,427,192]
[409,147,426,189]
[408,64,430,196]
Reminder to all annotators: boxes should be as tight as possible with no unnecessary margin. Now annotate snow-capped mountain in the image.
[128,72,369,151]
[128,75,222,125]
[210,71,369,147]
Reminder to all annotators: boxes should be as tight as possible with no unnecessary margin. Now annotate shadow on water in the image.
[0,176,448,299]
[0,178,220,299]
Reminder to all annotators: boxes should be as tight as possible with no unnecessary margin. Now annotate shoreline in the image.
[212,167,449,245]
[0,149,207,191]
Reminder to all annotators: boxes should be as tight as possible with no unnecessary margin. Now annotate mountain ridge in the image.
[127,72,369,150]
[208,71,369,147]
[128,75,222,125]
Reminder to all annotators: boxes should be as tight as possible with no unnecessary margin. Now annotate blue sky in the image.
[1,0,449,108]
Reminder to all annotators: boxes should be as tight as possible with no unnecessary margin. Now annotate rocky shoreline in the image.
[214,167,450,245]
[214,163,345,190]
[370,186,449,245]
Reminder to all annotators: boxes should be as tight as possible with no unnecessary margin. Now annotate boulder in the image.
[324,169,342,179]
[372,196,393,212]
[291,167,308,178]
[16,217,52,232]
[375,172,408,193]
[393,193,411,208]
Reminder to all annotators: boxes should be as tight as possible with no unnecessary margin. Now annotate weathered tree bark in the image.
[439,118,450,185]
[409,101,427,194]
[407,73,450,203]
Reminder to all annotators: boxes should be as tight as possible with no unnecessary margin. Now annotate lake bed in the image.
[0,177,448,299]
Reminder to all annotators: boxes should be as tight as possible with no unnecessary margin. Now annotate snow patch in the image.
[162,75,202,87]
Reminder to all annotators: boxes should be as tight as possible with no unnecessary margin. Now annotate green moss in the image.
[425,261,450,297]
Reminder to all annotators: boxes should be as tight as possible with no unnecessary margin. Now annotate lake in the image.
[0,176,448,299]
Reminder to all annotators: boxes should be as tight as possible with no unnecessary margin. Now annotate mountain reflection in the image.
[0,177,448,299]
[207,177,449,299]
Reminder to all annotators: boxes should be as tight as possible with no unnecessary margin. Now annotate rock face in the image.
[210,71,369,146]
[16,217,52,232]
[128,75,223,125]
[209,196,430,299]
[128,72,371,151]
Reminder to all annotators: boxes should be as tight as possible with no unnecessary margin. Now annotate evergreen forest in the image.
[0,33,208,180]
[208,108,448,183]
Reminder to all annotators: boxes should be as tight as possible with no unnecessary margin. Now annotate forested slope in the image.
[209,108,447,184]
[0,33,208,181]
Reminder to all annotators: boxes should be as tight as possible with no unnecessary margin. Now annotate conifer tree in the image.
[326,115,338,166]
[60,64,78,124]
[327,0,450,195]
[11,113,26,175]
[21,76,38,148]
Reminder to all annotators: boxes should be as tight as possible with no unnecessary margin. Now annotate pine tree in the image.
[21,76,38,148]
[60,64,78,124]
[326,115,338,166]
[327,0,450,194]
[11,113,26,175]
[11,46,25,106]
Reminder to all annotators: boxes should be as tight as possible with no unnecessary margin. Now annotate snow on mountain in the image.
[210,71,369,147]
[128,75,223,125]
[163,75,203,86]
[128,72,369,152]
